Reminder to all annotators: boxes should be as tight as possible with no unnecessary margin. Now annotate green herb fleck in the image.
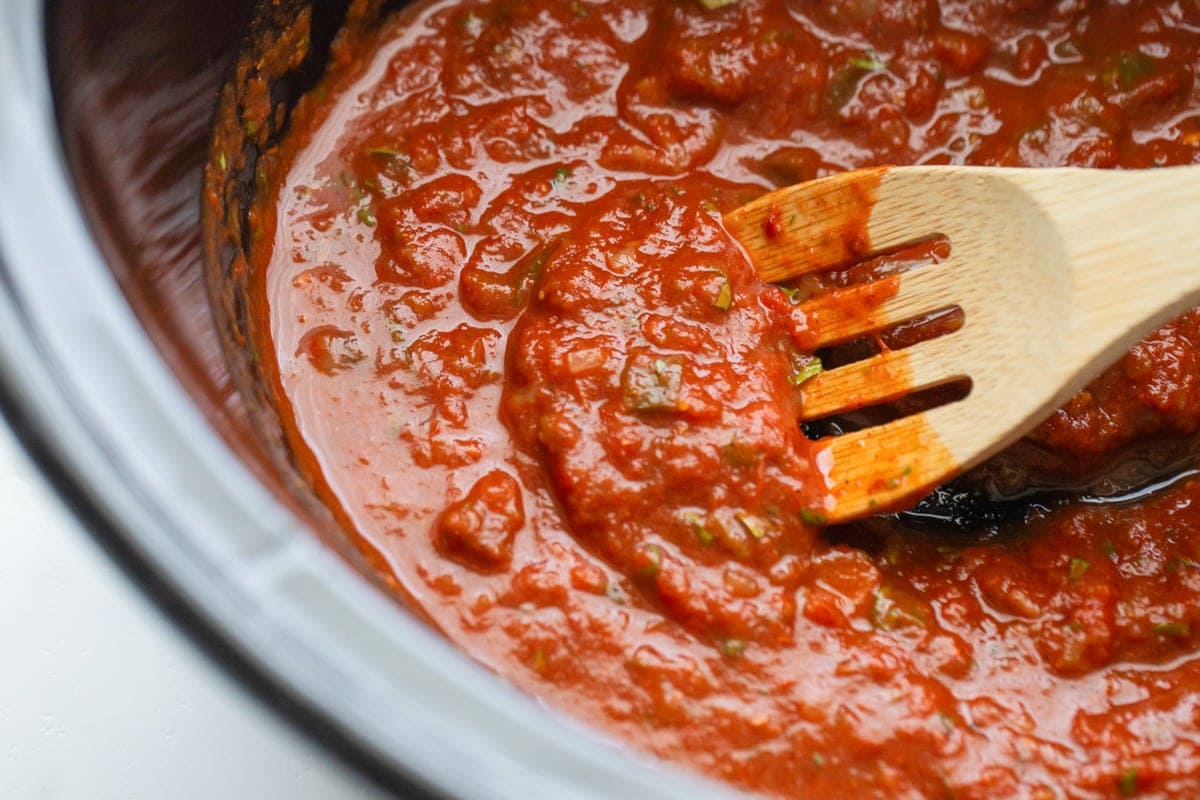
[357,207,377,227]
[630,191,657,212]
[1118,767,1138,797]
[1152,622,1190,638]
[810,752,825,768]
[778,285,803,303]
[828,53,887,110]
[218,151,227,172]
[850,53,888,72]
[1068,558,1090,581]
[884,464,914,490]
[683,512,716,546]
[1111,51,1154,90]
[800,507,828,526]
[513,238,560,307]
[698,0,739,8]
[552,166,573,188]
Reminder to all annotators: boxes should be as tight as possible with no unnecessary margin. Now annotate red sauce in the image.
[248,1,1200,796]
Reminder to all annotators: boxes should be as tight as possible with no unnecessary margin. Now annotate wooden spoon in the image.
[724,164,1200,523]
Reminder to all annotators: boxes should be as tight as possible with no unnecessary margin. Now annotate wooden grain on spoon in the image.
[725,164,1200,523]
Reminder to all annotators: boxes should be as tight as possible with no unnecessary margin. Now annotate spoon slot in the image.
[799,331,971,422]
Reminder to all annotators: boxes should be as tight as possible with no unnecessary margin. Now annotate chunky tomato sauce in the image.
[247,0,1200,796]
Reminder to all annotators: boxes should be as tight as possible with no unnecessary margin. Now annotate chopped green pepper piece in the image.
[368,148,414,176]
[790,357,823,386]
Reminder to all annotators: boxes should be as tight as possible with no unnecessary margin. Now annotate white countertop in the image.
[0,418,394,799]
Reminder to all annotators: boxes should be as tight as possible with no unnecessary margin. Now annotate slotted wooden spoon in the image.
[724,164,1200,523]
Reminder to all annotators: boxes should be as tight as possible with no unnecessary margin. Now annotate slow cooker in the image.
[0,2,736,797]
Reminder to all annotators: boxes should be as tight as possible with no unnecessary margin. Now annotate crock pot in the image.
[0,2,738,797]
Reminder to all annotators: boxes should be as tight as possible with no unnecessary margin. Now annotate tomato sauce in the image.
[247,0,1200,796]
